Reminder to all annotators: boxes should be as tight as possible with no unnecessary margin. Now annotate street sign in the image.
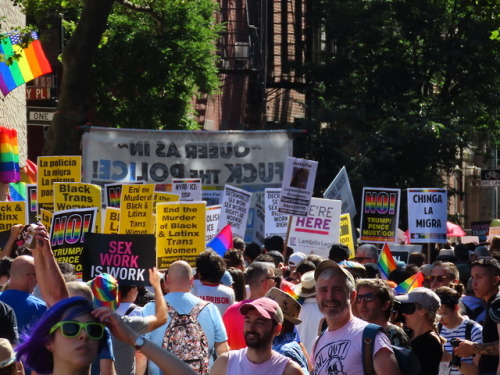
[27,106,56,125]
[26,88,51,100]
[480,169,500,186]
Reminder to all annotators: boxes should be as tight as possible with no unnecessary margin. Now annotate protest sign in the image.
[202,190,223,206]
[471,221,490,243]
[339,213,355,256]
[156,201,206,269]
[105,182,143,208]
[407,188,447,243]
[264,188,288,238]
[205,205,221,243]
[0,230,11,252]
[40,209,53,231]
[82,128,291,188]
[37,156,81,212]
[119,184,154,234]
[253,204,265,245]
[54,183,102,233]
[27,184,38,224]
[153,192,179,214]
[50,207,97,273]
[172,178,202,202]
[360,187,401,243]
[0,202,26,231]
[287,198,342,258]
[218,185,252,238]
[278,157,318,216]
[103,207,120,234]
[82,233,155,285]
[323,166,357,218]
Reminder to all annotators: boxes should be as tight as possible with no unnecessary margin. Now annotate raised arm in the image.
[143,268,167,331]
[0,224,23,259]
[31,224,68,306]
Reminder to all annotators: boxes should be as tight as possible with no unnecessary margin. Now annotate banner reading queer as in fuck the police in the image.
[81,128,292,188]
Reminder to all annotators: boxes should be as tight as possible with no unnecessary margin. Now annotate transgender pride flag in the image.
[207,224,233,256]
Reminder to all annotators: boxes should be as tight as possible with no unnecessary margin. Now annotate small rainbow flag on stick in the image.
[377,242,397,280]
[0,31,52,96]
[207,224,233,257]
[394,272,425,294]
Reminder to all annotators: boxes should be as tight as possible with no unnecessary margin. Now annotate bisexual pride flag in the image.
[377,242,397,280]
[207,224,233,257]
[0,31,51,96]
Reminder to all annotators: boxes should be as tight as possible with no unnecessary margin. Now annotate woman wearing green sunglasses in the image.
[16,296,108,375]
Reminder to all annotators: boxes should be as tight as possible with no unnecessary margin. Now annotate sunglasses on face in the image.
[399,303,417,315]
[428,275,450,283]
[355,293,377,303]
[50,321,105,340]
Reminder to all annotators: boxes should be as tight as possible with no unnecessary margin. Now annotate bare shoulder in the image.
[283,360,305,375]
[210,352,229,375]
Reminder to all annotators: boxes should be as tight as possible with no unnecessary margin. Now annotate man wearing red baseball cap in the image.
[210,297,303,375]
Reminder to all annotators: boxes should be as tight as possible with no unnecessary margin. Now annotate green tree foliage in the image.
[305,0,500,198]
[13,0,220,154]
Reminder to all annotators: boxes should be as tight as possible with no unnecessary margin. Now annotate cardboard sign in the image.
[50,207,97,273]
[153,192,179,214]
[40,209,53,231]
[202,190,223,206]
[278,157,318,216]
[218,185,252,238]
[470,221,490,243]
[205,205,221,243]
[287,198,342,258]
[323,166,357,218]
[264,188,288,238]
[103,207,120,234]
[54,183,102,233]
[360,187,401,243]
[0,202,27,231]
[172,178,202,202]
[407,188,447,243]
[37,156,82,212]
[119,184,155,234]
[104,182,143,208]
[156,201,206,269]
[339,213,355,256]
[82,233,156,285]
[27,184,38,224]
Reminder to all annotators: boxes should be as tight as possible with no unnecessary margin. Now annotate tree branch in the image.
[114,0,163,29]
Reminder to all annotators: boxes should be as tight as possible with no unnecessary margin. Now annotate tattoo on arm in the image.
[474,342,499,356]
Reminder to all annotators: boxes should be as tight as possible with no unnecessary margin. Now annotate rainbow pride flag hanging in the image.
[0,31,52,96]
[394,272,425,294]
[207,224,233,256]
[0,127,20,183]
[377,242,397,279]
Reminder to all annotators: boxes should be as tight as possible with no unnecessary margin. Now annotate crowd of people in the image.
[0,224,499,375]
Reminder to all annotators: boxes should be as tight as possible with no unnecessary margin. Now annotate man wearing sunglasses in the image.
[355,279,410,348]
[428,261,459,291]
[312,260,400,375]
[354,244,379,264]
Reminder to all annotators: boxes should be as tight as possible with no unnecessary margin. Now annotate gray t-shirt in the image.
[112,315,149,375]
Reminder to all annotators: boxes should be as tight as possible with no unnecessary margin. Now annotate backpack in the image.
[437,320,474,341]
[162,301,210,374]
[362,323,421,375]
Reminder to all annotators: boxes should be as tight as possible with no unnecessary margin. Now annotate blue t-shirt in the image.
[0,289,46,336]
[142,292,228,375]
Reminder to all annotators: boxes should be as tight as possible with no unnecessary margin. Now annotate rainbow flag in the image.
[0,127,20,183]
[281,282,301,301]
[394,272,425,294]
[207,224,233,256]
[0,31,52,96]
[9,181,26,201]
[377,242,397,279]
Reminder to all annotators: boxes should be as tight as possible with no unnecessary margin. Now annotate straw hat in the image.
[294,270,316,298]
[0,339,15,369]
[265,287,302,325]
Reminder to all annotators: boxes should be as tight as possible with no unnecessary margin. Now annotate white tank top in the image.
[226,348,291,375]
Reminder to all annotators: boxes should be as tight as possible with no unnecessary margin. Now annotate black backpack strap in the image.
[124,303,138,316]
[465,320,474,341]
[362,323,383,375]
[437,322,443,334]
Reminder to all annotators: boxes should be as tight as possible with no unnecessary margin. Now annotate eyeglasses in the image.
[262,276,279,283]
[428,275,450,283]
[50,321,105,340]
[355,293,377,303]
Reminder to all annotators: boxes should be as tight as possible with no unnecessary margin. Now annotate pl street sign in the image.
[480,169,500,186]
[27,106,56,126]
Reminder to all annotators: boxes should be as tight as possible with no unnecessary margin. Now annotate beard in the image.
[319,297,349,319]
[244,328,274,348]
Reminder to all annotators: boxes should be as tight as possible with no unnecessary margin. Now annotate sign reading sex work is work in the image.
[37,156,82,212]
[50,207,97,273]
[156,201,206,269]
[82,233,155,285]
[278,157,318,216]
[407,188,447,243]
[360,187,401,243]
[287,198,341,258]
[81,128,292,187]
